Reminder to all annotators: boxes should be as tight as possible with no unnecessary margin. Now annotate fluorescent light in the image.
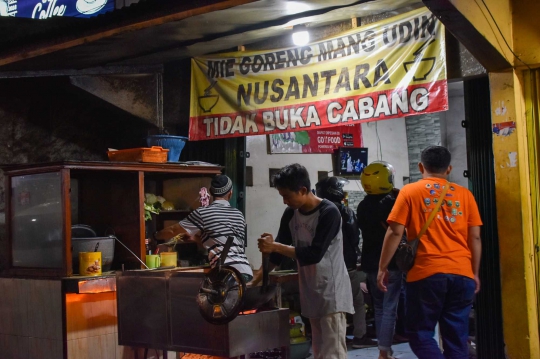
[292,24,310,46]
[285,1,311,14]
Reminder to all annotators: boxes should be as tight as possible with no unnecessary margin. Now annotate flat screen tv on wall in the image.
[336,147,368,176]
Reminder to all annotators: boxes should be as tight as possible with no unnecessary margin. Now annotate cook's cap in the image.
[210,175,233,196]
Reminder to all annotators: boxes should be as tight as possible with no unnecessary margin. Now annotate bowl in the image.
[290,338,311,359]
[146,135,188,162]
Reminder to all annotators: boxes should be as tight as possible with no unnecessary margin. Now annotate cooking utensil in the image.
[219,234,235,271]
[197,237,277,325]
[197,236,245,324]
[241,253,277,311]
[71,224,97,238]
[262,253,269,290]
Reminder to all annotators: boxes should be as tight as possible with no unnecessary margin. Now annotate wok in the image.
[240,254,276,311]
[197,237,276,324]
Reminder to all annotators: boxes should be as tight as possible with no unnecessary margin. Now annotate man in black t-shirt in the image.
[316,176,377,350]
[251,164,353,359]
[357,162,404,359]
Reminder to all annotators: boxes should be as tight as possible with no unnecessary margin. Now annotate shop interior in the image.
[0,1,505,359]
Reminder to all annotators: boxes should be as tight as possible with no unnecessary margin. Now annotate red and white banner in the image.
[189,7,447,141]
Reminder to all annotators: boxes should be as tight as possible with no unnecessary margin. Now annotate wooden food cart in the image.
[0,161,222,359]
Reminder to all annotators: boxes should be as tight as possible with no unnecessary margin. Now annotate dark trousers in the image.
[405,274,475,359]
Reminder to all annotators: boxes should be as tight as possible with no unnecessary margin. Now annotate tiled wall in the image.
[346,190,366,248]
[405,113,442,183]
[0,278,63,359]
[346,190,366,215]
[0,278,138,359]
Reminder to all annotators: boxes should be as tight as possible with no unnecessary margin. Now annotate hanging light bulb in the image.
[292,24,310,46]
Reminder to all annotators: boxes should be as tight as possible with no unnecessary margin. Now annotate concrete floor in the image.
[345,342,417,359]
[302,339,417,359]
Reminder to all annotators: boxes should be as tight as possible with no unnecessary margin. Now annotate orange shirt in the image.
[387,178,482,282]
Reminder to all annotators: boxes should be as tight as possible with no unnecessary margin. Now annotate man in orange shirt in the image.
[377,146,482,359]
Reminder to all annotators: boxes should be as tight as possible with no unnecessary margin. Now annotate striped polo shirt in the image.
[179,200,252,276]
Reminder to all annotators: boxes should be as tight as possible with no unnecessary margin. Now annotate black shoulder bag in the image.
[394,182,449,272]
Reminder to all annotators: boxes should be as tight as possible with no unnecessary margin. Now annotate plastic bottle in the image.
[145,238,151,255]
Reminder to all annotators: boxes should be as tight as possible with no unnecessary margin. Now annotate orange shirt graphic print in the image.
[387,178,482,282]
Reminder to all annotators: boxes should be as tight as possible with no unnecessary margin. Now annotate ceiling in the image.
[0,0,423,74]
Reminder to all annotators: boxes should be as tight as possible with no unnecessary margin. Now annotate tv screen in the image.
[337,147,368,176]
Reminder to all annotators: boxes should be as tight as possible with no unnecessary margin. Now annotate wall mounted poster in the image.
[269,124,363,154]
[189,7,448,141]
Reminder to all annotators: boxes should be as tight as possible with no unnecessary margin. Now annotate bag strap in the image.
[417,182,450,238]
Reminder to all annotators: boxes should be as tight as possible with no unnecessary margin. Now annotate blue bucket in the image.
[146,135,188,162]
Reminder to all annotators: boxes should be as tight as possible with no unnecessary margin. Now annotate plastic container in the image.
[290,323,304,338]
[146,135,188,162]
[160,252,178,267]
[79,252,102,276]
[108,146,169,163]
[72,236,115,273]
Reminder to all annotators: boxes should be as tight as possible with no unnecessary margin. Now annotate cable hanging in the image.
[476,0,532,70]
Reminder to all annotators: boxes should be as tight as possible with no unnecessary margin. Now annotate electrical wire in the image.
[375,122,383,161]
[355,178,363,191]
[476,0,532,70]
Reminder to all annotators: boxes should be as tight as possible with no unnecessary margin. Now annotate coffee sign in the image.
[0,0,114,19]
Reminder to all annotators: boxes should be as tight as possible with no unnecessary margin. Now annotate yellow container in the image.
[160,252,177,267]
[79,252,102,276]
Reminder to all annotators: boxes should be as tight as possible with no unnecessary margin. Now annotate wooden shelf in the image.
[2,161,222,278]
[1,160,223,176]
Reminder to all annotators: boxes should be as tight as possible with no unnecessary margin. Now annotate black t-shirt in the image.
[338,204,360,271]
[357,190,401,272]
